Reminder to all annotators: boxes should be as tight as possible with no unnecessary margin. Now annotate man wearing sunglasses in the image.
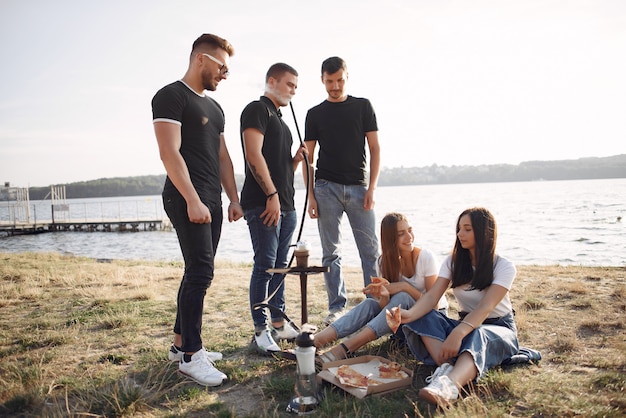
[152,33,242,387]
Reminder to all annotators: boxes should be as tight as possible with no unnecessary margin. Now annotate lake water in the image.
[1,178,624,267]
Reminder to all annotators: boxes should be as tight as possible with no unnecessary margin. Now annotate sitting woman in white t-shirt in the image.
[313,212,448,365]
[395,207,519,406]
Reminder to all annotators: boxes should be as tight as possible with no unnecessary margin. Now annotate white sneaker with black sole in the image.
[169,345,223,362]
[178,350,227,387]
[254,328,281,354]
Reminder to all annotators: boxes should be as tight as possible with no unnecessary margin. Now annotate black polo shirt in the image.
[240,96,295,211]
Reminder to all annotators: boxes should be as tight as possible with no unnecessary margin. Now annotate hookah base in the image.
[286,396,318,415]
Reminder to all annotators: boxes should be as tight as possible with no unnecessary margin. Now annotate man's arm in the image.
[242,127,280,226]
[292,143,307,172]
[364,131,380,210]
[304,140,318,218]
[153,121,211,223]
[219,133,243,222]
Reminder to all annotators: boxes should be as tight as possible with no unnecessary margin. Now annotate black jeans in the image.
[163,193,222,353]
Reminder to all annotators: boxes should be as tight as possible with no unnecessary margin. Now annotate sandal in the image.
[315,343,350,371]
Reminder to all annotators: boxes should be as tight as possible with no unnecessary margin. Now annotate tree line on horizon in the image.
[23,154,626,200]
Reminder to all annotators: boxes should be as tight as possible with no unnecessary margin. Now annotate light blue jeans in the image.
[244,206,297,329]
[314,179,379,312]
[331,292,416,338]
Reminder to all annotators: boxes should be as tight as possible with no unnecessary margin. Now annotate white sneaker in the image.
[254,328,281,353]
[324,309,345,325]
[271,323,299,341]
[178,350,227,387]
[419,375,459,405]
[425,362,453,384]
[168,345,223,362]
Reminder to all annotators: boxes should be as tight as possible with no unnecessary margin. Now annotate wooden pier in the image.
[0,219,169,236]
[1,186,170,237]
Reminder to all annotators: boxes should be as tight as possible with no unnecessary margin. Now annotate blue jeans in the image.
[163,194,222,353]
[314,179,379,312]
[331,292,416,339]
[244,206,297,328]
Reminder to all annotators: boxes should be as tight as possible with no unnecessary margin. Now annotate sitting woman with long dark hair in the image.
[394,207,519,406]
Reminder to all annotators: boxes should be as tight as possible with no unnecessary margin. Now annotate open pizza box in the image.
[318,355,413,399]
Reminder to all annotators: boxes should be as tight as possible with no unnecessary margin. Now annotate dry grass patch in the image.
[0,253,625,417]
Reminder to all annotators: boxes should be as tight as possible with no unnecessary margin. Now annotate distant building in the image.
[0,183,27,201]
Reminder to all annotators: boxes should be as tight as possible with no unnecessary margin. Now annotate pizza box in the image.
[318,355,413,399]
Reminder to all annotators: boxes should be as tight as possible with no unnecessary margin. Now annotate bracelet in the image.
[266,191,278,200]
[340,342,351,356]
[460,320,475,329]
[229,202,241,207]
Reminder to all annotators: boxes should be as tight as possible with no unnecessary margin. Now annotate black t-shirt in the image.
[151,81,224,205]
[304,95,378,185]
[239,96,295,211]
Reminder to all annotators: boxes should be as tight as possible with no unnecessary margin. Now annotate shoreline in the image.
[1,250,625,269]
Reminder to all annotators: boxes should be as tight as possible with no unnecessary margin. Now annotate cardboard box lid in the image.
[318,355,413,399]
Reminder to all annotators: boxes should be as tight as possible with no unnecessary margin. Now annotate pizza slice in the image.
[335,364,370,389]
[371,277,390,285]
[367,378,385,386]
[364,277,390,299]
[385,305,401,333]
[379,361,409,379]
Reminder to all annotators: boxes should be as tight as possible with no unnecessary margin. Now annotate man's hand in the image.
[308,196,319,219]
[260,194,281,226]
[363,188,376,210]
[293,144,308,163]
[228,202,243,222]
[187,200,212,223]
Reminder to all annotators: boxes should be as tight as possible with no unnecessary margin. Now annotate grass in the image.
[0,252,625,417]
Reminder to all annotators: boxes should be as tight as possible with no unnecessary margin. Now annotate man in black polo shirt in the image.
[240,63,306,354]
[152,33,242,387]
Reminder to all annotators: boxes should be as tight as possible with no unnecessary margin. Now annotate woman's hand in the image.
[363,281,390,307]
[395,307,411,324]
[362,277,389,298]
[436,332,464,364]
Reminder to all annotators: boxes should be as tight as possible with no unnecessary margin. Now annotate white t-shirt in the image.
[378,248,448,311]
[439,254,515,318]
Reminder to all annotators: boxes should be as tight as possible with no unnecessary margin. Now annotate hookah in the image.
[286,331,319,414]
[286,240,319,414]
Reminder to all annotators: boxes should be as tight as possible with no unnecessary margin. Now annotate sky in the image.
[1,0,625,188]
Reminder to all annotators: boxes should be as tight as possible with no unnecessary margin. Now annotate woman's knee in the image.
[389,292,415,308]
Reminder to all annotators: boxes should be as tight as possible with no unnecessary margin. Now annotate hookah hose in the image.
[287,100,310,267]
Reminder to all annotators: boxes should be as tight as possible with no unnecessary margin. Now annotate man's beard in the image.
[202,71,218,91]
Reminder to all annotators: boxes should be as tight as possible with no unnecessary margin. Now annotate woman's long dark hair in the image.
[450,207,497,290]
[379,212,407,283]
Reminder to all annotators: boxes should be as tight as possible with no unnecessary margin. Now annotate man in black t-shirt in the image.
[304,57,381,325]
[152,34,242,387]
[240,63,307,354]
